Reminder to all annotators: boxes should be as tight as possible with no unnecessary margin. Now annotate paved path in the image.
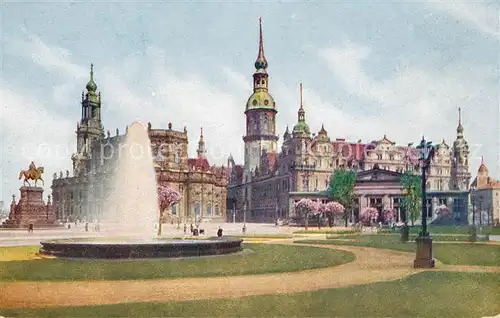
[0,240,498,309]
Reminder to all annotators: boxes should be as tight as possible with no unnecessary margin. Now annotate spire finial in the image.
[481,156,484,165]
[86,63,97,92]
[457,106,464,136]
[300,82,303,110]
[200,127,203,138]
[254,17,268,70]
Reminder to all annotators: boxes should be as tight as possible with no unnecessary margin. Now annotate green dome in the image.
[246,90,276,111]
[86,79,97,92]
[293,121,310,134]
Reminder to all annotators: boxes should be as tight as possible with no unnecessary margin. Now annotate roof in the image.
[187,156,211,171]
[332,140,365,161]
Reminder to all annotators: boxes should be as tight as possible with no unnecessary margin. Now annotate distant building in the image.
[470,158,500,226]
[226,20,471,224]
[51,66,227,224]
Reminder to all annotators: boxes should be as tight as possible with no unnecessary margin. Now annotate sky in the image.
[1,1,499,202]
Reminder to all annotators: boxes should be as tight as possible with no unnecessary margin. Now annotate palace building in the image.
[226,20,471,224]
[51,66,227,223]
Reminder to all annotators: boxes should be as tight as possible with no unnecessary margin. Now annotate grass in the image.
[4,272,499,317]
[293,229,359,235]
[297,236,500,266]
[409,225,500,235]
[232,234,293,239]
[326,233,489,242]
[0,244,354,282]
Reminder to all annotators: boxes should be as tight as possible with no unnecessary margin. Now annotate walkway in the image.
[0,240,498,309]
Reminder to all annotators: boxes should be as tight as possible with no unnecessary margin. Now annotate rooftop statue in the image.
[18,161,45,187]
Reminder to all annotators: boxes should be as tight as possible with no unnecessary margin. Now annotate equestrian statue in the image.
[18,161,45,187]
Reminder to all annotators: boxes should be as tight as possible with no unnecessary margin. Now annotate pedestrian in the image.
[217,227,223,237]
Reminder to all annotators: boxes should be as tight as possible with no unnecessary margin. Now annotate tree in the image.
[400,171,421,226]
[360,207,379,226]
[382,208,397,224]
[294,198,320,230]
[329,169,357,226]
[322,201,345,227]
[157,185,181,236]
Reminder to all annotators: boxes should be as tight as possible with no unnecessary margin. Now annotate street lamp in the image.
[470,185,476,226]
[414,136,435,268]
[243,199,247,233]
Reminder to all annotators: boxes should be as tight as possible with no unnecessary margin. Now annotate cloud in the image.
[1,33,251,199]
[426,1,499,37]
[318,40,498,176]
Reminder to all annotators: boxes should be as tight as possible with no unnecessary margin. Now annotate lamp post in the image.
[232,201,236,223]
[414,136,435,268]
[470,185,476,226]
[178,164,184,230]
[243,199,247,233]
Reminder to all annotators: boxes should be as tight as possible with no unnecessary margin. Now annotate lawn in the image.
[4,272,499,317]
[409,225,500,235]
[296,236,500,266]
[326,233,489,242]
[0,243,354,282]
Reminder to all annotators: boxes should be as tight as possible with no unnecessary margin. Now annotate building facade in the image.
[470,158,500,226]
[51,67,227,224]
[227,20,471,224]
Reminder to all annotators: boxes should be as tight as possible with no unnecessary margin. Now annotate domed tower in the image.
[451,107,471,190]
[72,64,104,176]
[243,18,278,175]
[292,83,312,154]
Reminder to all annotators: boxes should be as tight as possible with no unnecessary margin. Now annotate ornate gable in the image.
[356,166,404,183]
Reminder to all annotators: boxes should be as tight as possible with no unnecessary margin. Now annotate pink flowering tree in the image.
[360,207,379,226]
[294,198,321,230]
[157,185,181,236]
[323,201,345,227]
[436,204,451,216]
[382,208,397,224]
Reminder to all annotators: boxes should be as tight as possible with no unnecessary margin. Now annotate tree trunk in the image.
[305,212,309,231]
[318,214,321,229]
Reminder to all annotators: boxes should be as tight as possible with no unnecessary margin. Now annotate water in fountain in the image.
[101,121,159,237]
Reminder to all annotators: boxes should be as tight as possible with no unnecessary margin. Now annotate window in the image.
[174,151,180,164]
[171,204,177,216]
[426,198,433,218]
[206,204,212,216]
[215,205,220,216]
[377,154,382,160]
[193,203,200,216]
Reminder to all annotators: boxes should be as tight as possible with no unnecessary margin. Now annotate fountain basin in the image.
[39,237,243,259]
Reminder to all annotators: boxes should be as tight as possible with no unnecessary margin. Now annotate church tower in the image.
[243,18,278,177]
[72,64,104,176]
[451,107,471,190]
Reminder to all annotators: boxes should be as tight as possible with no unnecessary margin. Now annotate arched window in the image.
[215,205,220,216]
[192,203,200,216]
[174,151,180,164]
[171,204,177,216]
[206,204,212,216]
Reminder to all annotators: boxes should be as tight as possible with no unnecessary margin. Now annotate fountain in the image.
[40,121,242,259]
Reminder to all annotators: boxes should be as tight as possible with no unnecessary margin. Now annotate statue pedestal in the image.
[413,236,435,268]
[1,187,60,229]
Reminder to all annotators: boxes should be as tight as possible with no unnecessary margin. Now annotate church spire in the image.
[457,106,464,137]
[254,17,268,71]
[86,63,97,93]
[298,82,305,122]
[197,127,206,157]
